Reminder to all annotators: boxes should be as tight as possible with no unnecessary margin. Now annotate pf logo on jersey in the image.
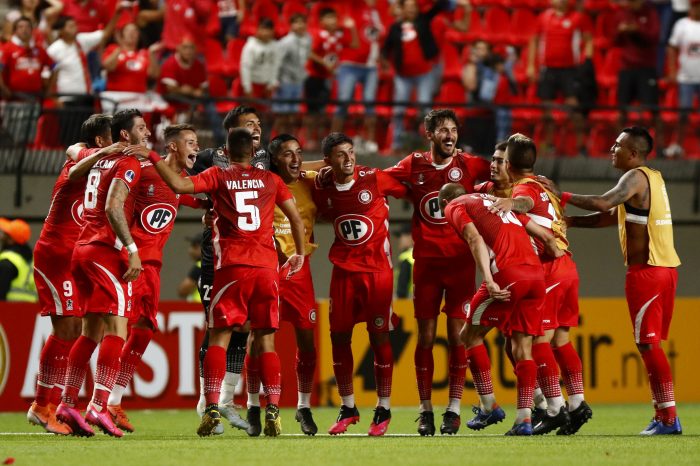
[70,199,85,226]
[141,203,177,234]
[334,214,374,246]
[419,192,446,225]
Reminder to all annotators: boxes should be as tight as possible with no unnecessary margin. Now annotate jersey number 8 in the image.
[84,170,101,209]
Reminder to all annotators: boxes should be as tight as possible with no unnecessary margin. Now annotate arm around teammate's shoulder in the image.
[146,151,197,194]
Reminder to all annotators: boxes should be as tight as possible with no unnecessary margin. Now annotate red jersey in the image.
[189,164,292,271]
[313,166,407,272]
[340,6,386,66]
[384,151,490,259]
[444,193,540,275]
[398,21,433,76]
[76,154,142,250]
[162,0,209,51]
[63,0,111,32]
[158,54,207,109]
[1,39,54,94]
[103,45,149,92]
[536,8,591,68]
[307,28,351,79]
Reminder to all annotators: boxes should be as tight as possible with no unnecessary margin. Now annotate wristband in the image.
[148,151,161,165]
[560,192,572,208]
[126,243,138,254]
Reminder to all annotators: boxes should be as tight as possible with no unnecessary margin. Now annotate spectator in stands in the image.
[217,0,245,43]
[304,7,358,150]
[135,0,165,48]
[159,36,208,110]
[61,0,111,33]
[161,0,210,55]
[177,233,203,303]
[272,13,311,136]
[2,0,63,45]
[330,0,387,154]
[527,0,593,156]
[666,0,700,157]
[240,18,278,105]
[0,218,36,302]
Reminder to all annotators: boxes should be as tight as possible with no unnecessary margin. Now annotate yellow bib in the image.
[513,177,570,253]
[274,171,318,258]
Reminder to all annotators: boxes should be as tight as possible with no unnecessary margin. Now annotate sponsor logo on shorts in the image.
[358,189,373,204]
[70,199,85,226]
[309,309,317,323]
[125,170,136,183]
[141,203,178,234]
[374,316,385,329]
[646,332,656,338]
[419,191,446,225]
[448,168,463,182]
[334,214,374,246]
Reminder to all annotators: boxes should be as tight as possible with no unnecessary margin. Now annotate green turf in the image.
[1,404,699,465]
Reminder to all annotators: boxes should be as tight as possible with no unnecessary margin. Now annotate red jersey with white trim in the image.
[189,164,292,270]
[444,193,541,275]
[384,151,490,259]
[76,154,142,250]
[313,165,407,272]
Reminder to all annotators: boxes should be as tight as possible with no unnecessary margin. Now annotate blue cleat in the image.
[505,421,533,436]
[640,417,659,435]
[640,417,682,436]
[466,405,506,431]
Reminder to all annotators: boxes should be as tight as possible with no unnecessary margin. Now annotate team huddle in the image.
[25,106,682,439]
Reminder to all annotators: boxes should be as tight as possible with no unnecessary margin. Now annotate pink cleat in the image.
[85,404,124,438]
[328,405,360,435]
[56,403,95,437]
[368,407,391,437]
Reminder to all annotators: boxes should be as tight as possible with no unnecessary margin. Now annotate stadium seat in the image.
[434,79,468,118]
[483,7,511,45]
[224,38,246,77]
[509,8,537,46]
[464,9,486,43]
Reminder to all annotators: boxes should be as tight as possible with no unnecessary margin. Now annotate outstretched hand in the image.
[283,254,305,279]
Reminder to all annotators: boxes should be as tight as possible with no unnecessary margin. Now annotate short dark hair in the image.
[268,134,299,157]
[495,140,508,152]
[290,13,306,24]
[80,114,112,148]
[111,108,143,142]
[259,18,274,29]
[424,109,459,133]
[227,127,254,161]
[164,124,196,144]
[321,132,353,157]
[12,16,32,32]
[506,133,537,171]
[52,15,74,31]
[319,7,337,18]
[222,106,259,132]
[621,126,654,157]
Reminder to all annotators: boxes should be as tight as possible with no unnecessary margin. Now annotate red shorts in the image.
[541,255,580,330]
[130,263,161,330]
[33,240,82,317]
[71,244,133,318]
[468,265,545,336]
[413,256,476,321]
[329,267,393,334]
[625,264,677,345]
[207,265,279,330]
[280,259,317,330]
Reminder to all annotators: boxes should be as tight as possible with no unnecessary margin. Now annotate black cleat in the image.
[416,411,435,436]
[246,406,262,437]
[440,411,461,435]
[531,407,547,427]
[557,401,593,435]
[295,408,318,436]
[533,406,570,435]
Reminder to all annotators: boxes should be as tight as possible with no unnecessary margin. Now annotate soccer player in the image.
[383,109,490,436]
[546,127,682,435]
[313,133,407,437]
[56,108,149,438]
[105,124,207,432]
[28,114,119,435]
[488,134,592,435]
[474,141,512,198]
[146,127,306,438]
[439,183,563,436]
[269,134,320,435]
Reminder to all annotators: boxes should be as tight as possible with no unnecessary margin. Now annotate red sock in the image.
[414,346,434,401]
[331,342,354,398]
[515,360,537,411]
[532,343,562,399]
[90,335,124,411]
[114,327,154,390]
[641,347,677,424]
[296,350,316,395]
[36,336,68,407]
[245,353,261,401]
[552,342,584,396]
[204,345,226,406]
[62,336,98,407]
[467,344,494,395]
[50,337,74,406]
[371,340,393,399]
[448,345,467,401]
[260,352,282,406]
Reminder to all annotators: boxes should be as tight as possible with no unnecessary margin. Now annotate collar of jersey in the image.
[334,179,356,191]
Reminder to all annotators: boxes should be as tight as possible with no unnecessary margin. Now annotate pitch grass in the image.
[1,404,699,466]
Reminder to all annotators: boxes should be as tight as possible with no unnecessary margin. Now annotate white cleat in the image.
[219,402,250,430]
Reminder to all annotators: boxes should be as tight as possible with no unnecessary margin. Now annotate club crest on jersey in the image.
[125,170,136,183]
[334,214,374,246]
[141,203,177,234]
[416,173,425,185]
[448,167,463,182]
[358,189,373,204]
[70,200,85,226]
[373,316,385,329]
[419,191,446,225]
[309,309,317,323]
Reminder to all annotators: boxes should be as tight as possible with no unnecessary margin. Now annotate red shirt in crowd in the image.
[398,21,433,76]
[0,37,53,94]
[611,2,659,69]
[62,0,111,32]
[103,44,149,92]
[161,0,210,51]
[536,8,592,68]
[340,5,387,66]
[307,28,351,79]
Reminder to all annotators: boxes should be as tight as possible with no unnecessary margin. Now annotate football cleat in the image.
[640,417,682,436]
[440,411,461,435]
[531,407,547,428]
[533,406,570,435]
[466,405,506,431]
[263,404,282,437]
[640,417,660,435]
[219,402,249,430]
[107,405,134,433]
[197,405,222,437]
[246,406,262,437]
[557,401,593,435]
[368,407,391,437]
[196,395,205,418]
[56,403,94,437]
[85,404,124,438]
[27,402,72,435]
[328,405,360,435]
[295,408,318,436]
[505,421,533,436]
[416,411,435,436]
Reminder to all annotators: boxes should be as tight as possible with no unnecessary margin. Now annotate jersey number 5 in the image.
[84,170,101,209]
[235,191,261,231]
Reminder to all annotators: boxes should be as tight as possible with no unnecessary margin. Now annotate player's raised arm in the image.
[105,179,142,281]
[278,198,306,276]
[561,169,646,213]
[145,151,196,194]
[68,142,127,181]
